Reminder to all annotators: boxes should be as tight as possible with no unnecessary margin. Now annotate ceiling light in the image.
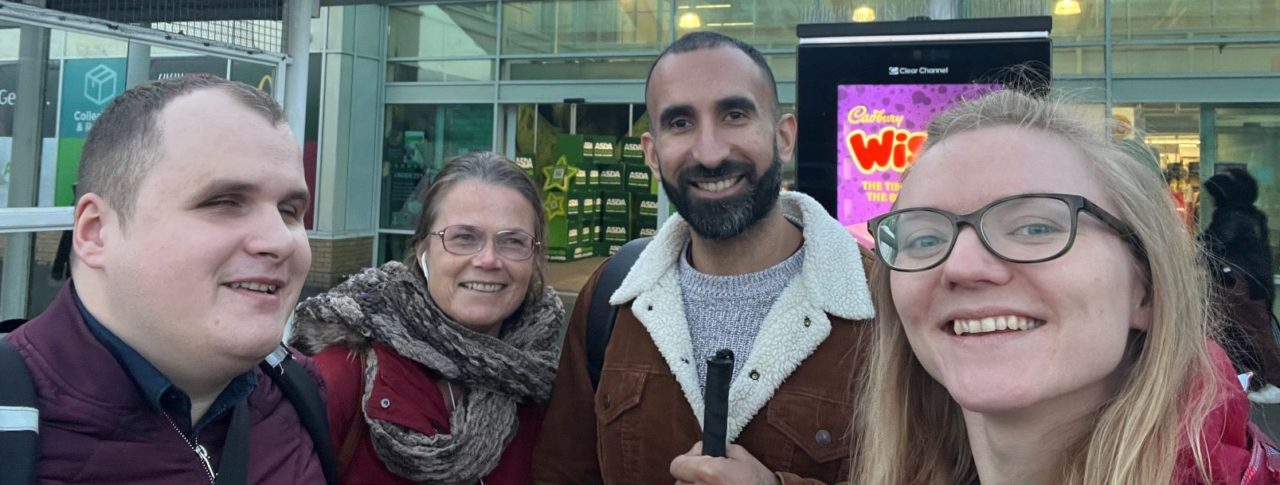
[678,11,702,29]
[1054,0,1082,16]
[852,5,876,22]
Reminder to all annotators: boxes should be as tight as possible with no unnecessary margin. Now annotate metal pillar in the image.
[285,0,314,146]
[126,40,152,87]
[2,21,50,319]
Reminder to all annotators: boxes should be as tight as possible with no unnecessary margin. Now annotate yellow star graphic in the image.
[543,155,580,192]
[543,192,568,220]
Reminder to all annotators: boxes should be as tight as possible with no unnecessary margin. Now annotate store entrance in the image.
[509,102,650,297]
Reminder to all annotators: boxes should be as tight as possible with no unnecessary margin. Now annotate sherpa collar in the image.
[607,191,875,441]
[611,191,874,319]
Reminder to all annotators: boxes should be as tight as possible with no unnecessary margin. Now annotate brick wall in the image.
[305,236,374,295]
[0,231,65,266]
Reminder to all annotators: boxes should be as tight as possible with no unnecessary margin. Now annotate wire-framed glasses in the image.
[430,225,540,261]
[868,193,1144,272]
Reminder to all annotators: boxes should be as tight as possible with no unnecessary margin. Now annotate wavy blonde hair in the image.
[853,90,1225,484]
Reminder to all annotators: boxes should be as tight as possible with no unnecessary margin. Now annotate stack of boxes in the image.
[622,137,659,244]
[514,154,536,179]
[542,134,659,261]
[597,136,628,256]
[541,134,587,262]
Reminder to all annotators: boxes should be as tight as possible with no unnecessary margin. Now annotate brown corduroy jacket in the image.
[532,192,876,485]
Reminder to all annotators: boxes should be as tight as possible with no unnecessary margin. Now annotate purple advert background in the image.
[837,83,1000,246]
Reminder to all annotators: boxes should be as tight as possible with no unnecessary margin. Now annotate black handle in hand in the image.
[702,349,734,458]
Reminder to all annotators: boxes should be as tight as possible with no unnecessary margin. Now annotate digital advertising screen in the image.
[836,83,1000,244]
[795,17,1052,246]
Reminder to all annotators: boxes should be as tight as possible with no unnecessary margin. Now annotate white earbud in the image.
[419,251,429,280]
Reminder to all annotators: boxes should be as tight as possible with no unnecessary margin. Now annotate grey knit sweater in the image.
[679,244,806,392]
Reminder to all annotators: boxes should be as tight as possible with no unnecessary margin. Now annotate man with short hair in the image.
[4,76,325,483]
[533,32,875,484]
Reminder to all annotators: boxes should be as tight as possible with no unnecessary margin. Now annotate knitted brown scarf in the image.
[290,261,565,484]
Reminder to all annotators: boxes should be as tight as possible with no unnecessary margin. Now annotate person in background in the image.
[857,90,1279,484]
[1201,168,1280,403]
[291,151,565,484]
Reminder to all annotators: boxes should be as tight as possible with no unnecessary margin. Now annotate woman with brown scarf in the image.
[290,152,564,484]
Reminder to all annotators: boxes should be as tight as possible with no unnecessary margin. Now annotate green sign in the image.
[56,58,126,205]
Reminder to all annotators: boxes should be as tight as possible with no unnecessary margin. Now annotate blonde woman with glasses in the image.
[856,90,1279,484]
[290,152,564,484]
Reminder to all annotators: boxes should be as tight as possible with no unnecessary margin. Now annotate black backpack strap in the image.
[587,237,651,391]
[214,400,251,485]
[260,346,338,485]
[0,336,39,485]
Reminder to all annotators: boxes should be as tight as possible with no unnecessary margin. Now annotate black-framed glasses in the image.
[430,225,540,261]
[869,193,1144,272]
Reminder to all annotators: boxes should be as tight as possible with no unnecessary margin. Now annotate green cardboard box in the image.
[634,194,658,218]
[574,164,590,192]
[601,215,631,243]
[546,246,575,263]
[592,136,617,161]
[633,211,658,240]
[619,137,644,163]
[597,162,625,190]
[601,242,623,256]
[625,165,653,193]
[635,225,658,240]
[573,244,594,260]
[566,197,582,217]
[602,191,630,217]
[514,153,536,178]
[543,192,573,260]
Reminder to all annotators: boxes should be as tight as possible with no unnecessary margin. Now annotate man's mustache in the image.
[676,159,757,184]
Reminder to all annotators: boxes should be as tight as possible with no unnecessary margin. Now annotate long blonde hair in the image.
[853,90,1225,484]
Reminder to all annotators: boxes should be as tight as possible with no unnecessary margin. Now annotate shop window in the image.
[501,0,665,55]
[673,2,807,50]
[1118,104,1202,226]
[0,231,67,318]
[387,3,498,58]
[1210,106,1280,270]
[1115,0,1280,40]
[501,56,652,81]
[1114,43,1280,75]
[381,104,495,231]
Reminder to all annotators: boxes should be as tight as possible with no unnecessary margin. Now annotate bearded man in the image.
[533,31,876,485]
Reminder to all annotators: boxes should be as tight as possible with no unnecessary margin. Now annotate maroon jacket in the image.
[314,342,542,484]
[1178,342,1280,484]
[5,283,325,484]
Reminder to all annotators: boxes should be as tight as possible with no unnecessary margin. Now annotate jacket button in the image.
[803,317,812,327]
[815,429,832,446]
[647,305,653,311]
[749,370,760,380]
[602,395,612,409]
[380,398,391,409]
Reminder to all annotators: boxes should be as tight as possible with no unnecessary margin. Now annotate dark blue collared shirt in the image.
[74,290,258,435]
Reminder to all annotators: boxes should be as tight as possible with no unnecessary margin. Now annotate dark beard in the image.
[660,148,783,241]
